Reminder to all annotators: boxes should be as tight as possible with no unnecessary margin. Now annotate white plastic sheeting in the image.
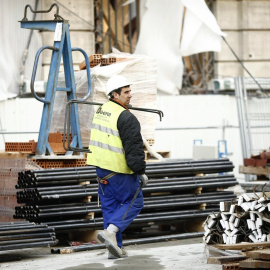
[0,0,42,101]
[134,0,226,95]
[51,49,158,146]
[180,0,226,56]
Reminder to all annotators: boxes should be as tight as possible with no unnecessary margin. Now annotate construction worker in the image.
[86,74,148,259]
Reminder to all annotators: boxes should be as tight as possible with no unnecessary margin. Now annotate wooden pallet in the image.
[207,246,270,269]
[247,248,270,260]
[239,165,270,176]
[145,150,170,161]
[215,242,270,251]
[240,258,270,269]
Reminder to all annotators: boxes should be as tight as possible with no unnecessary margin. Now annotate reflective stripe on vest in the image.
[91,123,120,138]
[90,139,124,154]
[86,101,133,174]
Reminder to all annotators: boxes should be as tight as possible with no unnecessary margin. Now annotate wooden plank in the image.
[144,151,170,160]
[247,249,270,260]
[198,203,206,210]
[102,1,130,52]
[207,255,246,265]
[214,242,270,251]
[102,18,110,54]
[193,187,202,194]
[116,2,130,52]
[0,151,28,159]
[240,258,270,268]
[68,229,100,244]
[239,165,270,176]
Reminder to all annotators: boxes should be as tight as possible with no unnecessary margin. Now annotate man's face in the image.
[113,86,132,106]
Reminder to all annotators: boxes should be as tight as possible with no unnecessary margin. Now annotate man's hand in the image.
[138,174,148,188]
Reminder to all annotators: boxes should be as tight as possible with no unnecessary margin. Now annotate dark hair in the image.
[108,87,125,98]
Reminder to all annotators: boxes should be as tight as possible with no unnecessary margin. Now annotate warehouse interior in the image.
[1,0,270,269]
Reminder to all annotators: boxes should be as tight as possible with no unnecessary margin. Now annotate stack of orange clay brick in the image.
[5,140,37,154]
[5,132,71,155]
[31,158,87,169]
[48,131,72,155]
[79,54,121,70]
[4,132,87,169]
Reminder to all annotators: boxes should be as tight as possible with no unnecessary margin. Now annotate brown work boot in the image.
[97,230,122,258]
[108,247,128,259]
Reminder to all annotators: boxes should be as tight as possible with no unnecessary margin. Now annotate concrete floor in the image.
[0,237,222,270]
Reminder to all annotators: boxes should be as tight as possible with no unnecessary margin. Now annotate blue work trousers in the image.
[96,167,144,247]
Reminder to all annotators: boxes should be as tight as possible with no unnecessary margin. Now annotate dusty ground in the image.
[0,237,223,270]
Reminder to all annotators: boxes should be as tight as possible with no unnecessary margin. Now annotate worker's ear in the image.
[113,91,119,99]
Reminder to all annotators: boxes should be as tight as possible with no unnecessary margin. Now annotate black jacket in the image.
[111,100,146,175]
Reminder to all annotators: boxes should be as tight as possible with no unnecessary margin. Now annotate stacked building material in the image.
[16,158,234,188]
[243,150,270,168]
[4,140,37,154]
[240,248,270,269]
[13,158,238,239]
[203,190,270,245]
[239,150,270,180]
[79,54,103,69]
[52,52,158,147]
[45,208,220,233]
[0,159,26,222]
[16,166,96,188]
[0,221,58,251]
[14,190,236,223]
[4,132,71,155]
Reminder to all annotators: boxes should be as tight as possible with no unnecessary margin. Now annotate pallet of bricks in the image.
[5,132,71,155]
[204,186,270,269]
[4,132,87,169]
[42,132,86,168]
[51,50,158,152]
[239,150,270,178]
[78,54,119,70]
[0,159,26,222]
[5,140,37,154]
[31,158,87,169]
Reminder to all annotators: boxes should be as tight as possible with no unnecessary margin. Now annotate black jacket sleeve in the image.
[117,110,146,175]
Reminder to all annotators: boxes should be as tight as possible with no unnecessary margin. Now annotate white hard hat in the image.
[106,75,131,95]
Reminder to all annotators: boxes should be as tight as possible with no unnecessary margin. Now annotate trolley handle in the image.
[71,48,92,101]
[22,3,61,21]
[31,46,59,104]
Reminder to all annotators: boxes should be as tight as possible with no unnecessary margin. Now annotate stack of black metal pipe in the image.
[15,174,237,205]
[16,158,234,188]
[13,158,237,235]
[0,221,58,251]
[14,190,236,222]
[16,184,98,204]
[16,167,97,188]
[45,207,220,232]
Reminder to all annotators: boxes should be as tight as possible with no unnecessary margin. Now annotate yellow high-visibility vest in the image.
[86,101,133,174]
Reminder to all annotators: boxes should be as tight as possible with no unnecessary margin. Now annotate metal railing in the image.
[235,77,270,180]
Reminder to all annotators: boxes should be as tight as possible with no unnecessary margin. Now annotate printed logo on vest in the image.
[96,107,112,117]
